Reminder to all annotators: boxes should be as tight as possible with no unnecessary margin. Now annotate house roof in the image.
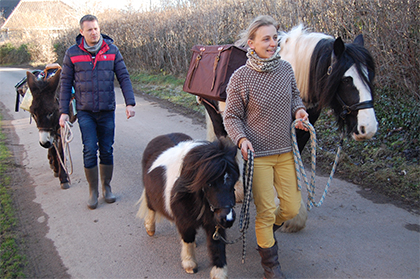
[0,0,20,20]
[1,0,78,31]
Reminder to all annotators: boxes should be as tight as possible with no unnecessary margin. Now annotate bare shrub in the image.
[7,0,416,99]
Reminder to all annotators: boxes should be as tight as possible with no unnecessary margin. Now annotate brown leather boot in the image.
[100,164,116,203]
[257,241,286,279]
[85,166,99,209]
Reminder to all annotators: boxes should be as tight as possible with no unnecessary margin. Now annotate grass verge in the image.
[0,114,26,278]
[130,71,205,115]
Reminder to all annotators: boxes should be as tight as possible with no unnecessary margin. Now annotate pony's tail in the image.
[136,190,148,220]
[136,189,163,223]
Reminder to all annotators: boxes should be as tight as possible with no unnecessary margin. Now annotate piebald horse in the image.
[201,25,378,233]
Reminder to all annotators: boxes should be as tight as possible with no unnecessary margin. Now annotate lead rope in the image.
[291,120,343,210]
[239,149,254,263]
[54,121,74,181]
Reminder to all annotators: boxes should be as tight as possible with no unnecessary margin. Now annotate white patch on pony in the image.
[39,131,54,146]
[345,65,378,140]
[226,209,234,221]
[149,140,205,217]
[210,265,228,279]
[279,24,332,102]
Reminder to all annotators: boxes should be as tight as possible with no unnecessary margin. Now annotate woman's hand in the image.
[238,138,254,160]
[295,108,309,131]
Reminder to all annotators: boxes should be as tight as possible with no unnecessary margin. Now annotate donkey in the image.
[26,67,70,189]
[137,133,240,279]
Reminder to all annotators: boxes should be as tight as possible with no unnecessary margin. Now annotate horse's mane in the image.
[279,24,332,104]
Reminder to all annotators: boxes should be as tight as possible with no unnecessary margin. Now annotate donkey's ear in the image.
[353,34,364,46]
[333,37,345,59]
[47,68,61,92]
[26,71,38,92]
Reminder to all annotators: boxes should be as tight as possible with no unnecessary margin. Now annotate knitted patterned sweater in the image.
[223,60,305,158]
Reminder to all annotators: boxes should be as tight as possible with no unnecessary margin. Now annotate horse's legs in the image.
[201,98,227,139]
[179,227,198,274]
[281,199,308,233]
[204,224,228,279]
[144,208,156,236]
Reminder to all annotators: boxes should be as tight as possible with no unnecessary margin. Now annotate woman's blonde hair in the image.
[235,15,279,48]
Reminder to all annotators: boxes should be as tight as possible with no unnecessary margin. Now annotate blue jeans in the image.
[77,110,115,168]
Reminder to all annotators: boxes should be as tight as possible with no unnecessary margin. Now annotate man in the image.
[59,14,136,210]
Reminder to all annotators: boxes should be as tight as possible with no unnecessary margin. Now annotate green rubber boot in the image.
[85,166,99,210]
[100,164,116,203]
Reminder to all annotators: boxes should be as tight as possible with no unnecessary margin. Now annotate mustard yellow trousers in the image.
[252,151,301,248]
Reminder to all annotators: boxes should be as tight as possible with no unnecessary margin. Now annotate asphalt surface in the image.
[1,67,419,279]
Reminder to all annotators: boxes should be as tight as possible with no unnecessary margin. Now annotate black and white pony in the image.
[200,25,378,233]
[137,133,239,279]
[25,66,72,189]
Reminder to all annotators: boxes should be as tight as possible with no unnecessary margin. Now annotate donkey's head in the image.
[185,138,240,228]
[27,68,61,149]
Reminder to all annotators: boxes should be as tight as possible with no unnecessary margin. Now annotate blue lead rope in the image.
[291,120,342,210]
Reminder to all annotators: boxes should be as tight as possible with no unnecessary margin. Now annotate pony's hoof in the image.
[61,182,70,190]
[184,266,198,274]
[210,265,228,279]
[54,172,59,177]
[146,229,155,236]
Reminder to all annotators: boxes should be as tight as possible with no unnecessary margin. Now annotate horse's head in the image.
[326,35,378,141]
[26,69,61,149]
[184,138,239,228]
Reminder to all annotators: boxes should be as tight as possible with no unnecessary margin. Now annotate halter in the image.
[336,94,374,120]
[328,54,374,120]
[203,187,235,213]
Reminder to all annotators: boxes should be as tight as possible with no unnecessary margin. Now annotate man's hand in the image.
[126,105,135,119]
[59,114,69,127]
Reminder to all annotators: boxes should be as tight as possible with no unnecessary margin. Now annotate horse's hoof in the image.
[54,172,59,177]
[146,229,155,236]
[61,182,70,190]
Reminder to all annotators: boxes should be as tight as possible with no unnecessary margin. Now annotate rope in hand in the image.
[54,120,74,181]
[291,119,343,210]
[239,149,254,263]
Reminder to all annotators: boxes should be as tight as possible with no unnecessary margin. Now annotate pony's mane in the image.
[279,24,332,103]
[179,137,238,193]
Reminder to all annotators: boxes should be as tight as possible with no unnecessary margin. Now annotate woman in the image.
[223,15,308,278]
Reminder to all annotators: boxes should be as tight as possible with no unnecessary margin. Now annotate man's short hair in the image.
[80,14,98,29]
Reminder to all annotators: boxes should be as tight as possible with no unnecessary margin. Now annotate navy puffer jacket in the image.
[59,34,135,114]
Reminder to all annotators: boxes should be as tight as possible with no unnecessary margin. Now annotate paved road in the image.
[1,67,419,279]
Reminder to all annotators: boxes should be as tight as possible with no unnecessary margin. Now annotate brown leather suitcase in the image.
[183,45,247,101]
